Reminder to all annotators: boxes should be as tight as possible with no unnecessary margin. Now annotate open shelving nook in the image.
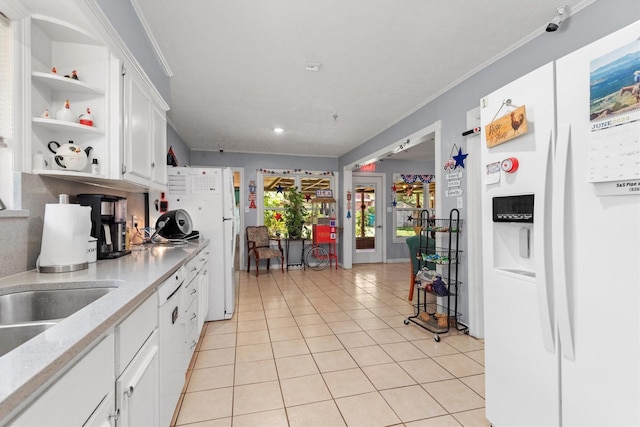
[28,14,112,179]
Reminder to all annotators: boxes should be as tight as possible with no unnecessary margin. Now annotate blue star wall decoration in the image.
[276,184,284,193]
[453,147,469,169]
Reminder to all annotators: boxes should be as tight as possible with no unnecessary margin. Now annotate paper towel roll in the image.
[39,204,92,269]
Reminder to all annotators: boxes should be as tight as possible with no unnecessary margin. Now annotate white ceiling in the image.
[132,0,589,160]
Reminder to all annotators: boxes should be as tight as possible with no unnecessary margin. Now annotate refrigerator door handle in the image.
[553,123,575,360]
[535,128,556,353]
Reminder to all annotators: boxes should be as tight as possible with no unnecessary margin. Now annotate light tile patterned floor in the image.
[173,263,489,427]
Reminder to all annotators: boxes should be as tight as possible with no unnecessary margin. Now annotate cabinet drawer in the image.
[115,294,157,376]
[184,252,206,284]
[10,334,114,426]
[183,279,198,312]
[186,322,199,364]
[185,297,198,335]
[193,247,210,271]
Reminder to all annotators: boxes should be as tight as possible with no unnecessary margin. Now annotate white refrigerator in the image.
[161,167,237,321]
[480,21,640,426]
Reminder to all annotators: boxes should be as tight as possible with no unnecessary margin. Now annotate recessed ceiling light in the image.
[305,61,321,72]
[273,127,284,134]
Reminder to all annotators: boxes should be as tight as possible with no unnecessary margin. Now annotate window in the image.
[260,172,333,237]
[354,189,375,239]
[392,174,435,242]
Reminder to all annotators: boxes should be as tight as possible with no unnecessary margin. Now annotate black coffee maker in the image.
[78,194,130,259]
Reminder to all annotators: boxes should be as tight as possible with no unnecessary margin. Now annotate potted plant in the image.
[285,186,307,238]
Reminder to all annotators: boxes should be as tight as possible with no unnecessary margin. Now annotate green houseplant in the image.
[285,186,307,238]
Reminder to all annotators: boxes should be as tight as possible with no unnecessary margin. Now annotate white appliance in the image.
[480,21,640,426]
[157,268,186,427]
[160,167,237,321]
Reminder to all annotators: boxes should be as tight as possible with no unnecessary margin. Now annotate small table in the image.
[284,238,308,270]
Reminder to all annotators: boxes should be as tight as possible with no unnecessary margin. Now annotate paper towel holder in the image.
[37,258,88,273]
[37,202,91,273]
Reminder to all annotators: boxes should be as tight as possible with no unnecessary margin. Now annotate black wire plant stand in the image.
[404,208,468,341]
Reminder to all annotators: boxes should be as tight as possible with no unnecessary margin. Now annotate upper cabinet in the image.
[29,15,111,179]
[25,9,168,192]
[122,64,167,189]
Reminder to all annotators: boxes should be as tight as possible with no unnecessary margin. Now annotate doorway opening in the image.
[342,120,442,269]
[353,174,384,264]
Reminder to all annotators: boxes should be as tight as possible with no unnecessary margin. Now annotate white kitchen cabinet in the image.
[197,265,210,335]
[183,247,208,365]
[115,330,159,427]
[195,246,210,336]
[83,391,115,427]
[115,293,157,376]
[114,292,159,426]
[151,104,167,187]
[185,295,199,364]
[19,3,168,193]
[28,15,113,179]
[9,334,115,426]
[122,64,168,190]
[184,277,199,364]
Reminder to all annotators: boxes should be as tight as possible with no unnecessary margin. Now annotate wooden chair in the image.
[246,226,284,277]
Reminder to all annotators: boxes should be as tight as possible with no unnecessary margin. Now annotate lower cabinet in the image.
[8,250,211,426]
[197,266,209,337]
[114,292,159,427]
[115,330,159,427]
[83,391,115,427]
[8,294,158,427]
[9,335,115,426]
[183,245,209,365]
[194,245,210,335]
[184,274,199,366]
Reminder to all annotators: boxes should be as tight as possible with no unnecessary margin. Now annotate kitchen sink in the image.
[0,322,57,357]
[0,287,116,357]
[0,287,116,325]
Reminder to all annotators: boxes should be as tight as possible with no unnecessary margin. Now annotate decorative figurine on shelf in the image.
[55,99,76,122]
[41,108,49,118]
[63,70,79,80]
[166,146,178,166]
[56,100,73,121]
[78,107,94,127]
[51,67,57,74]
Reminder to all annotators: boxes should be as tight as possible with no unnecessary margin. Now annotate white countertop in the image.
[0,239,208,424]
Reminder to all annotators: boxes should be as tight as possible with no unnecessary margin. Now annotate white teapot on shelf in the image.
[47,140,93,171]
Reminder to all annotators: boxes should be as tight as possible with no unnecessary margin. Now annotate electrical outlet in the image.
[132,215,138,228]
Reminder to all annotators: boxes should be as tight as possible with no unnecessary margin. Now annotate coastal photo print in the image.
[590,37,640,126]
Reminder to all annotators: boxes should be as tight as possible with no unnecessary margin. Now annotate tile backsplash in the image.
[0,173,146,279]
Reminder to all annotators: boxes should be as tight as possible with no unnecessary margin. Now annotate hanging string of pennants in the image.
[258,168,334,176]
[400,174,435,184]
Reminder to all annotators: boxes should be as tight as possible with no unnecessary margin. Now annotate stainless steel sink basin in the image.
[0,287,115,325]
[0,322,57,357]
[0,287,116,357]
